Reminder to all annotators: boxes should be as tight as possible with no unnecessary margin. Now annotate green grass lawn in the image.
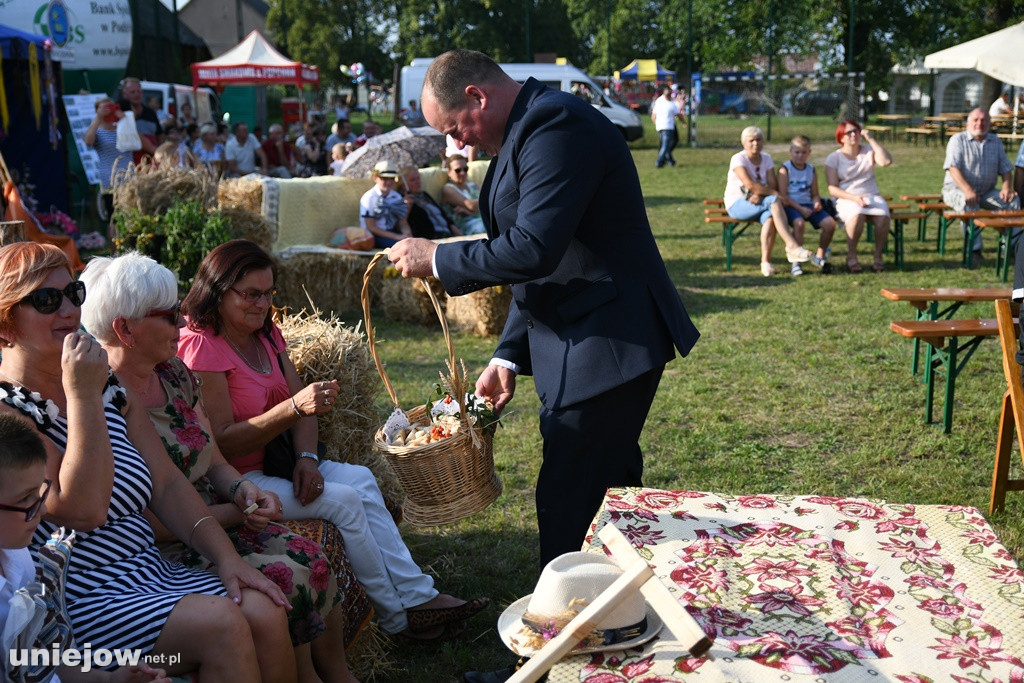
[353,126,1024,681]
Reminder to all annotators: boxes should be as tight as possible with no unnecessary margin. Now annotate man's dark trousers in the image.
[535,365,664,566]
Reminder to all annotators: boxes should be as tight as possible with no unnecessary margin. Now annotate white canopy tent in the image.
[924,21,1024,87]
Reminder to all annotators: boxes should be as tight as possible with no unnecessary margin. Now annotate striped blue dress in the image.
[0,375,226,662]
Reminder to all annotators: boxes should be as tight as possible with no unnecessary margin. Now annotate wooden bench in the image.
[905,127,938,145]
[864,125,893,140]
[889,317,1003,433]
[991,299,1024,513]
[889,212,927,269]
[973,217,1024,282]
[704,212,758,271]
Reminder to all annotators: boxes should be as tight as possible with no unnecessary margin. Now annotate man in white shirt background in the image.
[651,85,682,168]
[224,122,267,177]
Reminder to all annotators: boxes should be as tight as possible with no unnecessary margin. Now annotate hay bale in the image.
[379,266,446,325]
[276,306,403,504]
[218,176,263,215]
[275,247,380,316]
[112,164,217,216]
[220,206,274,251]
[446,286,512,337]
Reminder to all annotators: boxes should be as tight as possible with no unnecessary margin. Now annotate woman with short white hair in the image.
[80,251,359,682]
[192,123,226,176]
[724,126,812,276]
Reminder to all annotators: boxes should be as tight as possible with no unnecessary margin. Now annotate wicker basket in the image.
[361,251,502,525]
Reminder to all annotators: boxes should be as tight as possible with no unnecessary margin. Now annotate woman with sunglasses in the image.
[79,252,359,682]
[177,239,489,641]
[824,120,893,273]
[0,242,296,682]
[440,157,486,235]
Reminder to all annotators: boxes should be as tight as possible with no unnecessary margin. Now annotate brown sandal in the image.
[406,597,490,632]
[846,259,863,274]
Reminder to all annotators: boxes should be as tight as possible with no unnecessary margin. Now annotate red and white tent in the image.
[191,30,319,89]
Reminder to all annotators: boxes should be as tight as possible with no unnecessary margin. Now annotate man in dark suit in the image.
[389,49,700,566]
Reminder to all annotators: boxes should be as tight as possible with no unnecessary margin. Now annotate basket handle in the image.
[361,250,466,419]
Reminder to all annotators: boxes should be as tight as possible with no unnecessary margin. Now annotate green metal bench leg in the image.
[942,337,958,434]
[938,216,948,255]
[893,219,904,269]
[918,214,928,242]
[867,223,874,243]
[723,224,734,271]
[924,342,937,425]
[962,220,979,268]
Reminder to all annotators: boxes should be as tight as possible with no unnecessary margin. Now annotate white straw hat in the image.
[497,552,662,656]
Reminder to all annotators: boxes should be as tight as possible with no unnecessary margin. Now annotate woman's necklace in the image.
[224,334,270,374]
[0,367,65,416]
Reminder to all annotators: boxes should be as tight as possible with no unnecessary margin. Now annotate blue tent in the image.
[615,59,676,82]
[0,23,68,214]
[0,23,48,60]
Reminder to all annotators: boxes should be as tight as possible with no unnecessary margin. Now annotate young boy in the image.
[0,413,165,683]
[777,135,837,275]
[329,143,347,176]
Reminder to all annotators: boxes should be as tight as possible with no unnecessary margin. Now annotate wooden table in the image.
[941,209,1024,267]
[973,216,1024,281]
[882,287,1010,433]
[923,115,950,137]
[546,488,1024,682]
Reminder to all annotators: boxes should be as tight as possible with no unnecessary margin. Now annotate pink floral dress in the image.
[150,358,340,645]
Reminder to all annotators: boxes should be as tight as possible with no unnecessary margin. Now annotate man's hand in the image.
[1000,182,1017,204]
[963,186,979,208]
[388,238,437,278]
[476,364,516,415]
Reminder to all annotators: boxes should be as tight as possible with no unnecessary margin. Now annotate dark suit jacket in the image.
[435,78,699,410]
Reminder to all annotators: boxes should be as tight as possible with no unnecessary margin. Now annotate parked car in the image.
[793,90,846,116]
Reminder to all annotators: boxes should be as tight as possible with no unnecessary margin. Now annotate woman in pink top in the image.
[825,120,893,273]
[177,240,488,642]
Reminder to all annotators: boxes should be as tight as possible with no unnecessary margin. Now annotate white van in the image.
[137,81,220,125]
[400,59,643,141]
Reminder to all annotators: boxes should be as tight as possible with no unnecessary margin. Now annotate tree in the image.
[265,0,395,89]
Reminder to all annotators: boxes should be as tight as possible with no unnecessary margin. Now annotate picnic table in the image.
[941,208,1024,268]
[543,487,1024,682]
[972,216,1023,281]
[883,287,1011,434]
[899,194,947,243]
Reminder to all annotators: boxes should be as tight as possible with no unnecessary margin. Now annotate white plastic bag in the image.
[116,110,142,152]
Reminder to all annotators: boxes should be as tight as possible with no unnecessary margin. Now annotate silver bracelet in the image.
[188,515,215,547]
[290,396,303,417]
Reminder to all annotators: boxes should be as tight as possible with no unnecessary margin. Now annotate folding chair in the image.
[991,298,1024,513]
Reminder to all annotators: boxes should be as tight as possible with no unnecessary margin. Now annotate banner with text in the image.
[0,0,131,70]
[63,93,106,186]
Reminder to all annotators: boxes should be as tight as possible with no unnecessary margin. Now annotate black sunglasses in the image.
[20,282,86,314]
[145,300,182,326]
[0,479,52,522]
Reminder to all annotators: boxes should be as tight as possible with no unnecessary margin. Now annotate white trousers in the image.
[245,461,437,633]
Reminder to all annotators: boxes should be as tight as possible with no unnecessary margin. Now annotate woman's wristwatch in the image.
[298,451,319,463]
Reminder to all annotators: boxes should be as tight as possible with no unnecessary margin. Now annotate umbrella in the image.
[924,21,1024,87]
[2,528,76,683]
[339,125,445,178]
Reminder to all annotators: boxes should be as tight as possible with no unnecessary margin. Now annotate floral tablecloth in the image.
[547,487,1024,682]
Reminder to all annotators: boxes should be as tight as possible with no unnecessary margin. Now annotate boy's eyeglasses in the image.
[145,300,182,326]
[229,287,277,304]
[0,479,52,521]
[20,282,86,314]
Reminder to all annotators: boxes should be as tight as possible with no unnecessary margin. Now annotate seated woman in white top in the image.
[824,120,893,273]
[440,157,486,236]
[723,126,813,277]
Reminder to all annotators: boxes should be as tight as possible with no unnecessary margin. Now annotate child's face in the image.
[0,462,49,549]
[790,145,811,165]
[332,148,345,161]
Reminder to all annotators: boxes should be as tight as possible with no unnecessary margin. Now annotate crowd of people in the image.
[721,105,1024,277]
[0,240,491,682]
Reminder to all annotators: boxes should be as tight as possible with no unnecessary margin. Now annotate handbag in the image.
[261,337,327,479]
[115,111,142,152]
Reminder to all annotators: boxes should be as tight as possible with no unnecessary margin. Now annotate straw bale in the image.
[275,306,403,503]
[112,164,217,216]
[275,247,381,316]
[219,206,274,251]
[217,176,263,215]
[446,285,512,337]
[379,267,446,325]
